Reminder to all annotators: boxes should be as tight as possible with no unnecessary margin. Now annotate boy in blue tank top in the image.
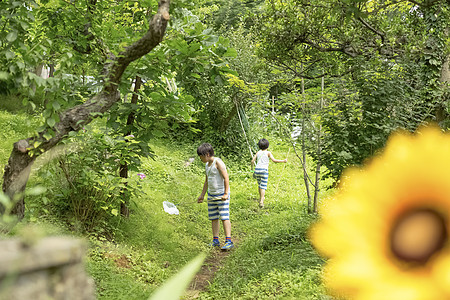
[251,138,287,208]
[197,143,234,250]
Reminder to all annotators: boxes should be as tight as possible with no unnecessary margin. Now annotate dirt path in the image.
[183,241,237,299]
[183,198,256,299]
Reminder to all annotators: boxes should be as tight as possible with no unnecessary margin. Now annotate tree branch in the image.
[302,38,359,57]
[269,58,355,80]
[38,0,170,152]
[356,17,385,44]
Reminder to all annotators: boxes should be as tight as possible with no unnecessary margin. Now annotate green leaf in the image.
[0,72,9,80]
[203,35,219,46]
[6,31,18,42]
[5,50,15,60]
[20,21,29,31]
[52,101,61,111]
[43,131,53,140]
[215,75,223,85]
[153,129,164,137]
[47,116,56,127]
[17,61,25,70]
[429,58,439,66]
[150,91,162,100]
[148,253,206,300]
[223,48,237,57]
[111,209,119,216]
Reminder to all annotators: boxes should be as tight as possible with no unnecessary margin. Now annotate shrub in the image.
[28,124,145,237]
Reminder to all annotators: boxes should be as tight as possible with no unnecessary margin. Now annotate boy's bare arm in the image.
[217,161,230,200]
[269,152,288,163]
[198,176,208,203]
[251,152,258,167]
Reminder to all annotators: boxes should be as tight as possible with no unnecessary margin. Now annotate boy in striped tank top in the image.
[251,138,287,208]
[197,143,234,250]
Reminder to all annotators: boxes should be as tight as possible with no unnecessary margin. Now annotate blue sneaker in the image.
[209,240,220,248]
[221,240,234,250]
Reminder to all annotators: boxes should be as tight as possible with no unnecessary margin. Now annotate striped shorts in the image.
[207,193,230,220]
[254,168,269,190]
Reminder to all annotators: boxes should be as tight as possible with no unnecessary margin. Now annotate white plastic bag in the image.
[163,201,180,215]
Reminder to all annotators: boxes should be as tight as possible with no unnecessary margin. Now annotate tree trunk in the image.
[313,137,321,213]
[302,128,311,212]
[300,70,312,212]
[441,53,450,85]
[313,76,324,213]
[120,76,142,218]
[35,64,44,77]
[437,50,450,124]
[119,162,129,217]
[49,64,55,78]
[1,0,171,220]
[1,140,35,219]
[436,18,449,124]
[31,63,45,94]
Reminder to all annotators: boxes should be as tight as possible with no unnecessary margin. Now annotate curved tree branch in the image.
[356,17,385,44]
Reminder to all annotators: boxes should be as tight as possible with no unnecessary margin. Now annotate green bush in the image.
[28,124,146,236]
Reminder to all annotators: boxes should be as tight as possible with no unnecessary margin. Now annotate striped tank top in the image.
[255,150,270,170]
[205,157,226,199]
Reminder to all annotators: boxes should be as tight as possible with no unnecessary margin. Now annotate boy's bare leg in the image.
[259,188,265,207]
[222,219,231,237]
[212,219,220,237]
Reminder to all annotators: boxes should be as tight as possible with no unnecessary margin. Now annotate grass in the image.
[197,144,333,299]
[0,110,40,178]
[0,109,334,299]
[82,139,213,299]
[0,94,31,114]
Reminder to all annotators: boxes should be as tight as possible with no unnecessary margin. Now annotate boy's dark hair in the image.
[258,138,269,150]
[197,143,215,156]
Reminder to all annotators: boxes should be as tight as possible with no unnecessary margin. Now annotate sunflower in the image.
[310,126,450,300]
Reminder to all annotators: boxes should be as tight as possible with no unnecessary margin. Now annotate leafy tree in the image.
[253,0,449,184]
[1,0,171,220]
[198,0,265,31]
[0,0,51,95]
[1,0,241,222]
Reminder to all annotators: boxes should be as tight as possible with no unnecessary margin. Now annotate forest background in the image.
[0,0,449,299]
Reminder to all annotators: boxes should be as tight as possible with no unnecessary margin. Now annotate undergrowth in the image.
[0,109,333,299]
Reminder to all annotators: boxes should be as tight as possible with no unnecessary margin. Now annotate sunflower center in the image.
[390,208,447,264]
